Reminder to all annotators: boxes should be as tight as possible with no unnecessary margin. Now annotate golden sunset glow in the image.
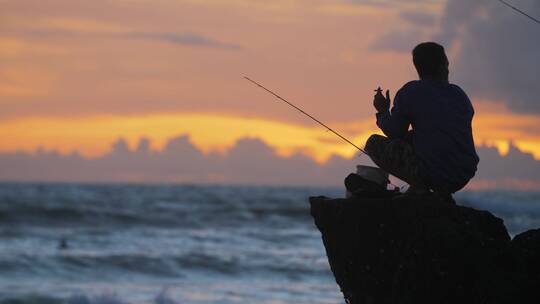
[0,113,378,162]
[473,113,540,158]
[2,111,540,163]
[2,0,540,186]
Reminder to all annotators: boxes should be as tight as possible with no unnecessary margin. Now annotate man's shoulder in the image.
[449,83,469,98]
[399,80,422,91]
[395,81,422,99]
[400,81,469,98]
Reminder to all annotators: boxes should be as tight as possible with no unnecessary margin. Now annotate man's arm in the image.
[374,90,410,139]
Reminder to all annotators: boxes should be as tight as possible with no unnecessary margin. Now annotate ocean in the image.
[0,183,539,304]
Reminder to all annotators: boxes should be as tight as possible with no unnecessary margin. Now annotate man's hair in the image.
[412,42,448,78]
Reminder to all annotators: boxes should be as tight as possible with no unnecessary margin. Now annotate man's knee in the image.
[365,134,387,156]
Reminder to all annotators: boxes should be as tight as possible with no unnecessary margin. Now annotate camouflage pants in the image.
[364,134,426,188]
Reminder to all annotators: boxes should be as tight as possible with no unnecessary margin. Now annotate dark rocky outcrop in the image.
[309,194,539,304]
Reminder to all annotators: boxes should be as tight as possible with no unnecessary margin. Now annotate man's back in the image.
[392,79,479,191]
[368,42,479,193]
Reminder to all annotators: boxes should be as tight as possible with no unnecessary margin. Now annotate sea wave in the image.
[0,184,326,229]
[0,183,539,304]
[0,249,330,281]
[0,290,181,304]
[65,291,181,304]
[0,295,62,304]
[455,190,540,235]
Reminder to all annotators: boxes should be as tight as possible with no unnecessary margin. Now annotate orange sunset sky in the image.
[1,0,540,164]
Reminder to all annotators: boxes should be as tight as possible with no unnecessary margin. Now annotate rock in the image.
[309,194,539,304]
[511,228,540,298]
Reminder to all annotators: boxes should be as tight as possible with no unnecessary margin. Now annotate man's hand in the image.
[373,87,391,113]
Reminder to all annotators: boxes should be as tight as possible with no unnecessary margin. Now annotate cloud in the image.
[347,0,440,8]
[471,142,540,190]
[399,11,437,26]
[371,0,540,113]
[367,5,439,53]
[0,135,363,186]
[1,134,540,189]
[347,0,391,6]
[369,29,426,53]
[8,17,241,50]
[24,29,242,50]
[126,31,241,49]
[440,0,540,113]
[318,0,442,16]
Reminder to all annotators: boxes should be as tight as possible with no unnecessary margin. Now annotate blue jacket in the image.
[376,79,479,192]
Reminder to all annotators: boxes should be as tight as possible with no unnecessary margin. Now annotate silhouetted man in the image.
[365,42,479,195]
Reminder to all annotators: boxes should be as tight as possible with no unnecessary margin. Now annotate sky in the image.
[1,0,540,187]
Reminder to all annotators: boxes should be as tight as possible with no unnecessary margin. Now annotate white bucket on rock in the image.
[346,165,390,198]
[356,165,389,188]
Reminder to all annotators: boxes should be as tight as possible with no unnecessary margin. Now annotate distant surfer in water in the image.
[365,42,479,195]
[59,237,68,250]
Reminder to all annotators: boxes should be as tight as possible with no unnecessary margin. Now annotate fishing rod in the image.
[244,76,399,189]
[243,76,368,156]
[243,76,399,189]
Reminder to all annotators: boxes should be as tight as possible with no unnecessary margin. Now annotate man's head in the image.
[412,42,449,82]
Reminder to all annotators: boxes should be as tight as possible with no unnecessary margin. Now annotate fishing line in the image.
[496,0,540,25]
